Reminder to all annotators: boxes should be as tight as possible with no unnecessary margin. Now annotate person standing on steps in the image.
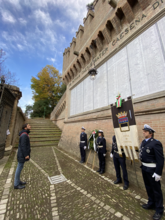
[96,130,106,174]
[110,135,129,190]
[14,123,31,189]
[79,127,87,163]
[140,124,164,220]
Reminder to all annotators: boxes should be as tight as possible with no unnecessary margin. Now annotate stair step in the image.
[31,142,59,147]
[30,138,60,142]
[31,144,58,148]
[29,135,61,138]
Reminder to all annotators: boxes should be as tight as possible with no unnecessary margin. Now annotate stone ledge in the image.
[65,106,165,124]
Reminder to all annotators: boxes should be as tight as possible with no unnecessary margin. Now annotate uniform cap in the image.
[98,130,103,133]
[81,127,85,130]
[143,124,156,133]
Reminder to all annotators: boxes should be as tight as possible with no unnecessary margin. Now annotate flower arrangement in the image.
[88,129,99,150]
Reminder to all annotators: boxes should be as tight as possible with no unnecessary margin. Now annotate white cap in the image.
[143,124,156,133]
[98,130,103,133]
[81,127,85,130]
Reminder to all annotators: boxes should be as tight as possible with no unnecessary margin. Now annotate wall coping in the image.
[67,90,165,120]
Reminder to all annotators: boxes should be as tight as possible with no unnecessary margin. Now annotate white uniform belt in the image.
[142,162,156,168]
[80,141,85,143]
[98,145,103,148]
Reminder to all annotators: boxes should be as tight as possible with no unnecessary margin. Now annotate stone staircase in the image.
[26,118,61,147]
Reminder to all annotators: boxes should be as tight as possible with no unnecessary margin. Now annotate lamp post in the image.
[88,68,98,80]
[0,75,5,90]
[44,106,46,119]
[88,42,98,80]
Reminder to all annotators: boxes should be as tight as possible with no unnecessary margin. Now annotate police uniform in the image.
[111,135,129,190]
[96,130,106,174]
[140,124,164,219]
[80,127,87,163]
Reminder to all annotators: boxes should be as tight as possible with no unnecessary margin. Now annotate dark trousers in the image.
[14,162,25,186]
[80,147,86,162]
[113,156,129,186]
[98,152,105,171]
[142,169,164,213]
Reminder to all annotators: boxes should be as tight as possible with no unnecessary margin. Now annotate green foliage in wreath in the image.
[88,129,99,150]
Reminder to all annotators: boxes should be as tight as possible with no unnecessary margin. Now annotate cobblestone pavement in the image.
[0,146,165,220]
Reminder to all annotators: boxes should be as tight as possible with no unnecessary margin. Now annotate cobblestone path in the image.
[0,146,165,220]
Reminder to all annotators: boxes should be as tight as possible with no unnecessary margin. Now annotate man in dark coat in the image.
[140,124,164,220]
[110,135,129,190]
[79,127,87,163]
[14,123,31,189]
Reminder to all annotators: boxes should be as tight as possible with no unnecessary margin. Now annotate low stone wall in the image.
[52,93,165,194]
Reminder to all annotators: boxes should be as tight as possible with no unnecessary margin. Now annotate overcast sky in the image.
[0,0,90,111]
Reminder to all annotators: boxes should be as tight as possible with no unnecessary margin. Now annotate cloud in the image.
[1,10,16,23]
[19,87,34,112]
[47,57,56,63]
[33,9,52,26]
[19,18,27,25]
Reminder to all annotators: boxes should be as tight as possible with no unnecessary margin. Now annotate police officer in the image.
[140,124,164,220]
[79,127,87,163]
[96,130,106,174]
[110,135,129,190]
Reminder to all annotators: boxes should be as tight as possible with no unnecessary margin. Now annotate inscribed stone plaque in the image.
[94,63,108,109]
[84,77,94,112]
[76,81,84,114]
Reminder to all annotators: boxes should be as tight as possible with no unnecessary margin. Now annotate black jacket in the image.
[17,130,31,163]
[96,137,106,154]
[80,132,87,147]
[139,138,164,175]
[111,135,125,158]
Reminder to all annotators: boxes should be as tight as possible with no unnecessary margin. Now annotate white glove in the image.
[103,154,106,157]
[110,153,113,158]
[152,173,161,182]
[84,146,86,150]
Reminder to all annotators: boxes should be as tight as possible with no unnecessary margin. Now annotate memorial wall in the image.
[70,16,165,116]
[51,0,165,191]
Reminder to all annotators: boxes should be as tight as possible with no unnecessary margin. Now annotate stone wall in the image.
[0,84,25,158]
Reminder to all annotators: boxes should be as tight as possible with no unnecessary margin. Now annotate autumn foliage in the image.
[30,65,66,118]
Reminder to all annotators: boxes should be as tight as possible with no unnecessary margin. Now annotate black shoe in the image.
[153,212,163,220]
[79,161,83,163]
[114,180,122,184]
[99,170,105,174]
[20,181,26,185]
[14,185,25,189]
[123,185,129,190]
[97,169,101,172]
[142,204,155,210]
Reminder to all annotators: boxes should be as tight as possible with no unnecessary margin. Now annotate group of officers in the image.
[79,124,164,220]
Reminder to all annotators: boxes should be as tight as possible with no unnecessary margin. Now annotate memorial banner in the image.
[111,98,139,161]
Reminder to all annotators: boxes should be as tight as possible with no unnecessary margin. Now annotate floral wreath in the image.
[88,129,99,150]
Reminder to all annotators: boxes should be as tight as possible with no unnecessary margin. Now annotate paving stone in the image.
[0,204,6,210]
[115,212,123,218]
[123,216,130,220]
[104,205,111,211]
[0,214,5,220]
[109,208,115,214]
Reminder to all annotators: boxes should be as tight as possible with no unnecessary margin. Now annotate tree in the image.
[31,65,66,114]
[25,105,33,117]
[30,99,53,118]
[0,49,18,85]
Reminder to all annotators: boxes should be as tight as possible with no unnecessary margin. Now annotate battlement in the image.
[62,0,152,84]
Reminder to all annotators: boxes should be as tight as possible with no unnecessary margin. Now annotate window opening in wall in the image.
[116,8,124,20]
